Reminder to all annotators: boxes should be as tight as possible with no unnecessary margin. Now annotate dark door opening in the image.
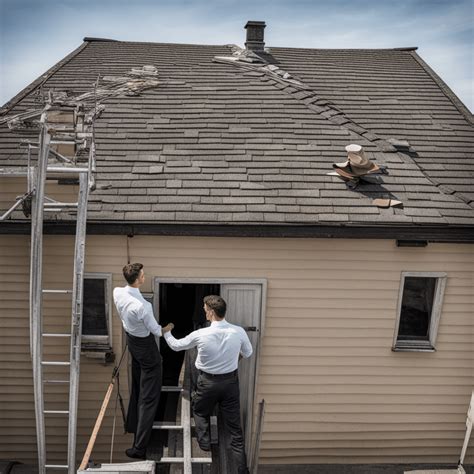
[155,282,219,425]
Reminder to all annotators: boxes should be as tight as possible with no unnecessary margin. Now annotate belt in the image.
[199,369,238,378]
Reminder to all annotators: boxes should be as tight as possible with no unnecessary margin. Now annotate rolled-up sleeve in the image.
[164,330,199,351]
[240,329,253,358]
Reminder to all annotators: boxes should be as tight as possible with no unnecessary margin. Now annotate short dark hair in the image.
[122,263,143,285]
[203,295,226,318]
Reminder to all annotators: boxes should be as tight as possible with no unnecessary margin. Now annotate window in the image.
[393,272,447,352]
[82,273,113,351]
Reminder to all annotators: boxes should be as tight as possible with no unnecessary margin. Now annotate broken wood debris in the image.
[372,198,404,209]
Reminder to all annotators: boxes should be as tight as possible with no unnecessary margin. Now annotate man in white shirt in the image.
[113,263,172,460]
[162,294,253,474]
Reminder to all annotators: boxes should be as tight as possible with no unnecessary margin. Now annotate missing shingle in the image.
[388,138,412,152]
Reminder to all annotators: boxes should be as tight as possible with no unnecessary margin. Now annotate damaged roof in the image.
[1,36,473,236]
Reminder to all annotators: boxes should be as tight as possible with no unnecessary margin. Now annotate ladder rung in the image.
[47,166,88,174]
[161,385,183,392]
[44,380,69,384]
[159,458,185,464]
[44,202,78,208]
[42,333,71,337]
[192,458,212,464]
[42,361,71,366]
[44,410,69,415]
[42,289,73,294]
[159,457,212,464]
[44,465,68,469]
[152,422,183,430]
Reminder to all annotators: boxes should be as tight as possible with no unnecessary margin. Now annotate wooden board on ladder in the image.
[153,352,216,474]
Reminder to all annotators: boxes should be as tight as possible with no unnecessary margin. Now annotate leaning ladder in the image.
[30,105,91,473]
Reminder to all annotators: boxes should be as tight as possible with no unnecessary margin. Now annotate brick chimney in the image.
[245,21,266,52]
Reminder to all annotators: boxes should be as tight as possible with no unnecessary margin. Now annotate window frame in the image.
[82,272,113,349]
[392,271,447,352]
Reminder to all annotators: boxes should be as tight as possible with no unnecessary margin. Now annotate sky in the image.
[0,0,472,111]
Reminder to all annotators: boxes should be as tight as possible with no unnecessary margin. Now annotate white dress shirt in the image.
[113,285,162,337]
[164,319,253,374]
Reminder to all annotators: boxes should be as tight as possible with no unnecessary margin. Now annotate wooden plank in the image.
[77,460,155,472]
[404,470,460,474]
[182,356,192,474]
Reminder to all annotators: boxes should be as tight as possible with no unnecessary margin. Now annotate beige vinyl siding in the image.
[0,235,133,465]
[0,234,472,466]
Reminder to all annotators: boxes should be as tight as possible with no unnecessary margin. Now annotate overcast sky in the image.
[0,0,472,111]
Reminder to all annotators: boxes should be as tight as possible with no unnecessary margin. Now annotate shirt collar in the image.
[127,285,141,296]
[210,319,227,326]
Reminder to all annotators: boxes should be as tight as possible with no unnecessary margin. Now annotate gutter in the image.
[1,220,473,243]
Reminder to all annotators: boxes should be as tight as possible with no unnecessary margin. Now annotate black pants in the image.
[126,333,162,452]
[193,370,249,474]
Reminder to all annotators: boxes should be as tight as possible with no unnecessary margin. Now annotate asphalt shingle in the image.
[0,39,473,228]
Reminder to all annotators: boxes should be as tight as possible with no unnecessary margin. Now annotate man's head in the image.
[203,295,226,321]
[122,263,145,287]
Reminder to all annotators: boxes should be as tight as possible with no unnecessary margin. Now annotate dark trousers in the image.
[193,370,249,474]
[126,333,162,452]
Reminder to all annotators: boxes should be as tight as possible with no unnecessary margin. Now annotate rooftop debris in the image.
[372,198,404,209]
[333,144,380,180]
[0,65,160,130]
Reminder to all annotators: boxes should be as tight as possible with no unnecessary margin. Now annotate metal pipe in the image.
[46,166,88,174]
[30,112,50,474]
[44,202,78,208]
[1,165,87,176]
[67,171,89,474]
[0,196,26,221]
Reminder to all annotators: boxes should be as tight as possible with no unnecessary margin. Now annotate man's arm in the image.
[140,304,162,337]
[163,328,199,352]
[240,329,253,359]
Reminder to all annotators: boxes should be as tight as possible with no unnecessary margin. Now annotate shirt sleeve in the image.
[164,330,199,351]
[240,329,253,358]
[140,303,162,337]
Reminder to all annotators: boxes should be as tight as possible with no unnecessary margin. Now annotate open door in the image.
[152,277,266,458]
[220,283,264,456]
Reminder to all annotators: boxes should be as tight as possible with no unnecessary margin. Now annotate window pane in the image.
[83,279,108,336]
[398,277,436,340]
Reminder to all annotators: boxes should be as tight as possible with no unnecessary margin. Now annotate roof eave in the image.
[1,220,473,243]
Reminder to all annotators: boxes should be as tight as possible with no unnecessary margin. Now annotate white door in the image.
[220,283,263,456]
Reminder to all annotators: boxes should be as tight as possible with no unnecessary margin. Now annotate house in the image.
[0,20,473,473]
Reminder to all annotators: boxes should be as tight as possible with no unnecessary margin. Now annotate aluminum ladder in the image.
[29,105,92,473]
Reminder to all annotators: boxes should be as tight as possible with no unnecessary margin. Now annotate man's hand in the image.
[162,323,174,334]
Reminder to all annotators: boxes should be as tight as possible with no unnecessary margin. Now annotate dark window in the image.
[82,278,108,337]
[398,277,436,341]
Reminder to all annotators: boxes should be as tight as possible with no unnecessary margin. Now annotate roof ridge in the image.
[0,41,90,116]
[83,37,118,42]
[84,38,229,47]
[409,50,474,126]
[267,46,418,52]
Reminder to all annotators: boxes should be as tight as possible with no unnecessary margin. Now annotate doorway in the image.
[153,277,266,457]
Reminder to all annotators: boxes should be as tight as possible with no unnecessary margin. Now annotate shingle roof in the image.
[1,38,473,230]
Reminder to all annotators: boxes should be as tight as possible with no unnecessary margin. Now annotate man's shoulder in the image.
[224,321,246,334]
[113,287,142,307]
[113,286,127,297]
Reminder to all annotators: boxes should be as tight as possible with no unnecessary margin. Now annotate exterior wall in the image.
[0,234,472,467]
